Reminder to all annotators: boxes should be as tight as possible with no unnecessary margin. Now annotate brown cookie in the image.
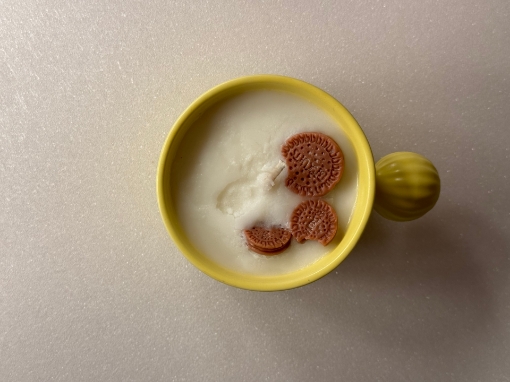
[290,200,338,246]
[281,132,344,197]
[244,226,292,256]
[247,239,291,256]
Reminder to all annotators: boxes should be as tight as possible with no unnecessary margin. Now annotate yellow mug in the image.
[157,75,440,291]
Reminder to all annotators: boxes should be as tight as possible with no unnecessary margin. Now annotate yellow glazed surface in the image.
[157,75,375,291]
[374,152,441,221]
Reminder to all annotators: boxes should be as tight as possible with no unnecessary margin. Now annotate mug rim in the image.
[157,75,375,291]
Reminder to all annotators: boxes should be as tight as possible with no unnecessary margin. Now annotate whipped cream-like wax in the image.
[172,90,358,276]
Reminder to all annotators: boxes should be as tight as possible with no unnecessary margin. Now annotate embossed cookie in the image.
[247,240,291,256]
[281,132,344,197]
[290,200,338,246]
[244,226,292,256]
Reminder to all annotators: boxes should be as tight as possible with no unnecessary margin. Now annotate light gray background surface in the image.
[1,1,509,381]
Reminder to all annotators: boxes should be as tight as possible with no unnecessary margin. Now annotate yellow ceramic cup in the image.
[157,75,439,291]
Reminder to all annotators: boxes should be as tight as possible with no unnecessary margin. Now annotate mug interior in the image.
[157,75,375,291]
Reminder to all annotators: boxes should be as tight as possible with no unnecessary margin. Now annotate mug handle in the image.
[374,152,441,221]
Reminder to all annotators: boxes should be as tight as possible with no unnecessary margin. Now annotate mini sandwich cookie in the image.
[243,226,292,255]
[290,199,338,246]
[281,132,344,197]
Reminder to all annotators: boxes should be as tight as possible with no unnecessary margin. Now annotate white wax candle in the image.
[173,90,358,276]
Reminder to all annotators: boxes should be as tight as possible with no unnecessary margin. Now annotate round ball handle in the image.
[374,152,440,221]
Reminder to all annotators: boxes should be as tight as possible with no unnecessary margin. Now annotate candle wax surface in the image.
[172,90,358,276]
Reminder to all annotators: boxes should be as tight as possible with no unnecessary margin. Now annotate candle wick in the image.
[270,160,286,182]
[257,160,286,191]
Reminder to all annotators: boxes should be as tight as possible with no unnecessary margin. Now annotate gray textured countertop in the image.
[1,1,509,381]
